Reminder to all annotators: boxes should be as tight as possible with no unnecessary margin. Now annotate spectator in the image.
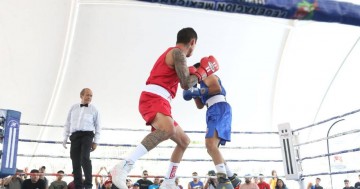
[204,170,217,189]
[275,179,288,189]
[239,174,259,189]
[148,177,161,189]
[175,178,183,189]
[253,175,259,184]
[136,170,153,189]
[126,179,133,189]
[103,180,112,189]
[3,169,24,189]
[39,166,48,189]
[268,170,277,189]
[0,178,4,189]
[188,172,203,189]
[344,179,355,189]
[95,167,106,189]
[21,169,46,189]
[133,183,140,189]
[48,170,67,189]
[257,174,270,189]
[312,178,323,189]
[67,172,83,189]
[103,171,119,189]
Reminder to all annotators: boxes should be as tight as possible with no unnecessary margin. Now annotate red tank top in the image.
[146,47,179,98]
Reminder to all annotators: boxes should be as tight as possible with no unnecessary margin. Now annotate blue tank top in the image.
[200,76,226,104]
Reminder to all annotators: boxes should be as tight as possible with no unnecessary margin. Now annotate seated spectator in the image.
[355,175,360,189]
[188,172,204,189]
[101,172,118,189]
[104,180,112,189]
[39,166,48,189]
[136,170,153,189]
[344,179,355,189]
[133,182,140,189]
[268,170,277,189]
[126,179,133,189]
[239,174,259,189]
[257,174,270,189]
[21,169,46,189]
[48,170,67,189]
[275,179,288,189]
[148,177,160,189]
[95,167,106,189]
[3,169,24,189]
[204,170,217,189]
[312,178,323,189]
[175,177,183,189]
[68,172,84,189]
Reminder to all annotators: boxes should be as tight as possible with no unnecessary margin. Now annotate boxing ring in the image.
[2,107,357,188]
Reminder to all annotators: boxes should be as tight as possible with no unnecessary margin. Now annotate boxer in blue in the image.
[183,63,241,189]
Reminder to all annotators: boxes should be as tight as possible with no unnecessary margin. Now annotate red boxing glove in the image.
[195,55,219,81]
[188,66,197,75]
[188,65,202,83]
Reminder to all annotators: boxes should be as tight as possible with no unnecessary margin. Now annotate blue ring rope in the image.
[18,139,280,149]
[300,147,360,161]
[293,108,360,132]
[19,122,277,134]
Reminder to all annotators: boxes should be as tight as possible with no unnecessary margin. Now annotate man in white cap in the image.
[239,174,259,189]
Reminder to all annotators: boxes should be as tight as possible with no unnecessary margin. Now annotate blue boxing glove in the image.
[183,87,201,101]
[183,87,208,101]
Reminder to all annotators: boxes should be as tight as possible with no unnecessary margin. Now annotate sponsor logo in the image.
[208,62,215,72]
[7,120,19,128]
[169,166,178,179]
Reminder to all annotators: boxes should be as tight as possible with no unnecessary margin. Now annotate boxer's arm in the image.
[202,75,222,95]
[194,97,205,109]
[172,48,198,89]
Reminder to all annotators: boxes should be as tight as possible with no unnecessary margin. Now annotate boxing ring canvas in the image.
[1,0,360,188]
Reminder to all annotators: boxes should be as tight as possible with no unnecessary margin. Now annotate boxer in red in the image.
[111,27,219,189]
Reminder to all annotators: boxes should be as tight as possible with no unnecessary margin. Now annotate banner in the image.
[138,0,360,27]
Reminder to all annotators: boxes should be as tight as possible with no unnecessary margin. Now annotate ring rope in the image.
[295,129,360,147]
[16,154,283,162]
[15,172,289,179]
[22,170,360,180]
[293,108,360,132]
[18,139,281,149]
[302,169,360,178]
[300,147,360,161]
[19,147,357,162]
[19,122,277,134]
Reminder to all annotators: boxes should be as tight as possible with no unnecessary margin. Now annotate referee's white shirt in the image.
[63,103,101,143]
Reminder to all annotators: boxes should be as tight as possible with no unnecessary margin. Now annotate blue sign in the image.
[138,0,360,27]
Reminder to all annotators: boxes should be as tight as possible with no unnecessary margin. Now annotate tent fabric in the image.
[1,0,360,188]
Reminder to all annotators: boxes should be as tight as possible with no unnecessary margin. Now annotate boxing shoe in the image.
[159,178,177,189]
[216,173,234,189]
[111,160,133,189]
[228,173,241,188]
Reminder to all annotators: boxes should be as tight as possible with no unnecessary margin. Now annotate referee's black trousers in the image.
[70,131,94,189]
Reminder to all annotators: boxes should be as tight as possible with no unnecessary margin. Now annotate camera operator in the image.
[204,170,218,189]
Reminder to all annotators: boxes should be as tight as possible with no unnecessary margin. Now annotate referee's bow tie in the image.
[80,104,88,107]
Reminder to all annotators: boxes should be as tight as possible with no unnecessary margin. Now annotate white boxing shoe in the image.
[111,160,133,189]
[159,178,177,189]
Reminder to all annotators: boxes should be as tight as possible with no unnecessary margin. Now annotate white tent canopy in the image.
[1,0,360,188]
